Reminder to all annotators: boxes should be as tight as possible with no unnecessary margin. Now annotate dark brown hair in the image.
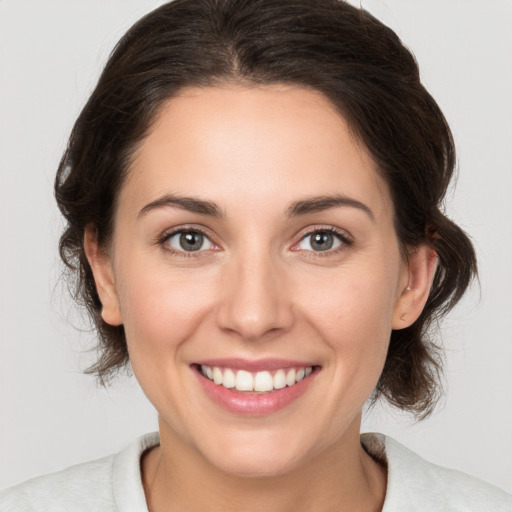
[55,0,477,418]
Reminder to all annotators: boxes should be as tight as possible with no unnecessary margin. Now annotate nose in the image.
[216,251,295,342]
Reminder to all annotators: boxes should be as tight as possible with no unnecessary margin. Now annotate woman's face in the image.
[90,85,426,477]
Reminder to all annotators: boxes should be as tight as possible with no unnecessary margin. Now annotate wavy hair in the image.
[55,0,477,418]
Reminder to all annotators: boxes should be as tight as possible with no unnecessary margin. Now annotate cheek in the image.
[282,264,400,437]
[116,262,219,358]
[305,272,396,332]
[296,259,400,368]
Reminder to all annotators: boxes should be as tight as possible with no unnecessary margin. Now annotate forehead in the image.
[122,84,391,218]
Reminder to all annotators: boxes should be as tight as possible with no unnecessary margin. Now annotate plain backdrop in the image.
[1,0,511,493]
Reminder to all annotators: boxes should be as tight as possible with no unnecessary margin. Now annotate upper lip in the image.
[193,358,317,372]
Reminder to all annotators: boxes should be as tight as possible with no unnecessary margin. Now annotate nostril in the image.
[214,259,295,340]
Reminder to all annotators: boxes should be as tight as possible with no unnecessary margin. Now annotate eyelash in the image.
[293,226,353,256]
[157,225,353,258]
[158,226,217,259]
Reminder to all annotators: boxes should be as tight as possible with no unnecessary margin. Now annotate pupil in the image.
[180,232,203,251]
[311,232,333,251]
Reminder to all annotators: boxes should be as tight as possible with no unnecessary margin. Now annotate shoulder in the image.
[0,455,115,512]
[0,432,159,512]
[362,433,512,512]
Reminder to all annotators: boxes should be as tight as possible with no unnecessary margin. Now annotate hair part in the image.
[55,0,477,417]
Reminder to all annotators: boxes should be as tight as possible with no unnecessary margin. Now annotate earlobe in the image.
[83,225,123,326]
[392,245,437,330]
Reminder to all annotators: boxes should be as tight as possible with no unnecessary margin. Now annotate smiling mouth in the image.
[197,364,315,393]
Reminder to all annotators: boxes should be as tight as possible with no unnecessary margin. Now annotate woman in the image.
[1,0,511,510]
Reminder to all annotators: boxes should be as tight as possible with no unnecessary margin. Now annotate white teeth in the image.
[213,367,223,385]
[201,365,314,392]
[254,371,274,392]
[273,369,287,389]
[285,369,296,386]
[223,368,236,388]
[235,370,254,391]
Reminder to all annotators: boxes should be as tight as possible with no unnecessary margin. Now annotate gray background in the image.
[1,0,511,492]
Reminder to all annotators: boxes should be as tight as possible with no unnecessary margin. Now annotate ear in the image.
[392,245,438,329]
[83,224,123,326]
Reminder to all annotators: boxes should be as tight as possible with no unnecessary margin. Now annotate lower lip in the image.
[194,367,317,416]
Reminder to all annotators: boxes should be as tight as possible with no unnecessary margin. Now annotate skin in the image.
[85,84,437,511]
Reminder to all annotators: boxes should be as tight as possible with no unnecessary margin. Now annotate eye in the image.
[164,230,214,252]
[296,229,347,252]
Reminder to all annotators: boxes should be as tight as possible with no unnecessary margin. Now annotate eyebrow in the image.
[138,194,224,219]
[286,195,375,221]
[137,193,374,221]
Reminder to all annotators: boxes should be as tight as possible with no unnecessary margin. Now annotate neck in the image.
[142,416,386,512]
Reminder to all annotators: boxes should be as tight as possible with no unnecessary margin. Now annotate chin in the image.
[194,430,308,478]
[211,452,302,479]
